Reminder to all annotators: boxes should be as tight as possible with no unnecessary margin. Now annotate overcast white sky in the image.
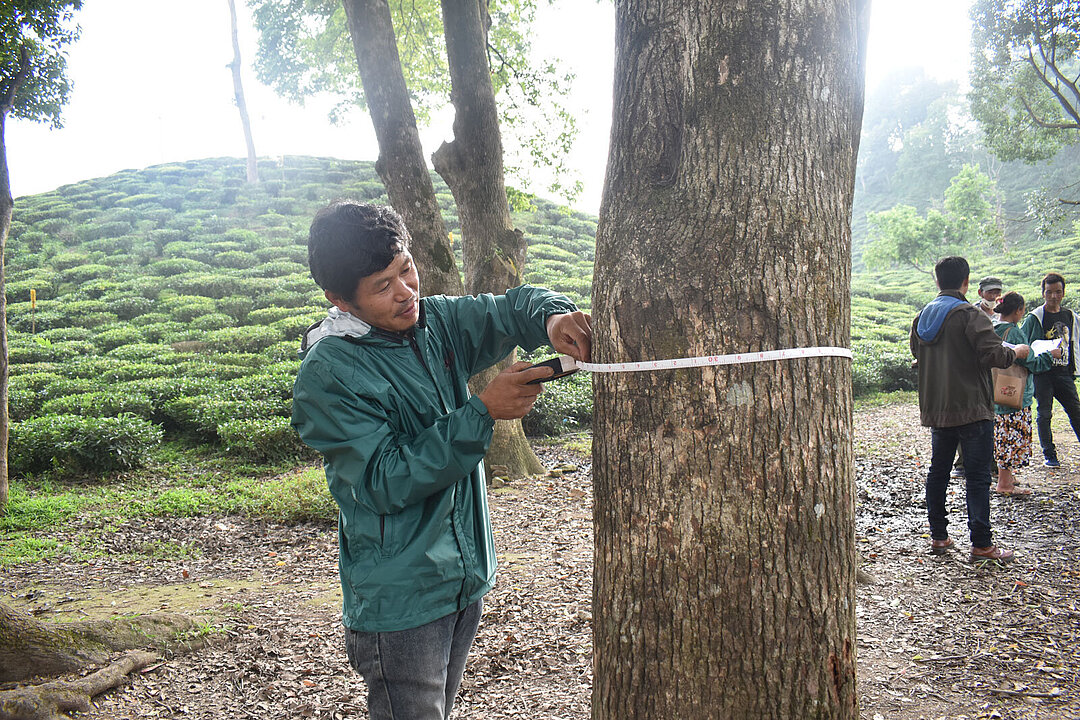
[7,1,973,213]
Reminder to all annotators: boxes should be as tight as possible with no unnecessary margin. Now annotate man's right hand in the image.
[1012,343,1031,360]
[477,361,553,420]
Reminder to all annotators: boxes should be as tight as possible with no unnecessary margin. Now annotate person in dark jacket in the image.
[910,256,1029,563]
[292,201,592,720]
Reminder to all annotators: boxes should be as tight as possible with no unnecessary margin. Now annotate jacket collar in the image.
[300,299,428,352]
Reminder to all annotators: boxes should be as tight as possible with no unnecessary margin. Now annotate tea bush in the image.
[41,390,155,418]
[218,417,312,462]
[9,413,163,475]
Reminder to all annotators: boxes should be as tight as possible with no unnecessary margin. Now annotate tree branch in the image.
[0,46,31,116]
[1019,92,1080,129]
[1022,46,1080,127]
[1026,13,1080,124]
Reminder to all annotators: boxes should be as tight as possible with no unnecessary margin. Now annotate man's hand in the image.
[1051,345,1064,359]
[546,311,593,362]
[1012,343,1031,360]
[477,361,552,420]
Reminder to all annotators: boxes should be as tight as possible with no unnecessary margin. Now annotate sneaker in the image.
[1044,457,1061,468]
[950,467,966,479]
[970,545,1015,563]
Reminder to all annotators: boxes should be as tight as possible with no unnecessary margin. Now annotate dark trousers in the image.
[1033,372,1080,461]
[927,420,994,548]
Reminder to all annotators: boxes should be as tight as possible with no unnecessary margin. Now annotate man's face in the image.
[979,287,1002,305]
[329,251,420,332]
[1044,281,1065,312]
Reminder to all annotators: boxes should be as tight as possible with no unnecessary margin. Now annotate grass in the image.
[0,443,334,567]
[855,390,918,411]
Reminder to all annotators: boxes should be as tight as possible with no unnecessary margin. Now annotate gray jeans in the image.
[345,599,483,720]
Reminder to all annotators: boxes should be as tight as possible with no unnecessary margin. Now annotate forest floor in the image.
[3,400,1079,720]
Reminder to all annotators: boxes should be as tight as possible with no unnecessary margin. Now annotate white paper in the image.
[1003,338,1063,356]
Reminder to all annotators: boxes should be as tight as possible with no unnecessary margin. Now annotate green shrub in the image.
[92,325,144,352]
[10,414,163,475]
[110,296,155,321]
[41,390,155,418]
[214,250,258,269]
[202,325,280,353]
[105,342,175,362]
[148,258,212,276]
[190,313,235,331]
[851,343,917,397]
[218,417,311,462]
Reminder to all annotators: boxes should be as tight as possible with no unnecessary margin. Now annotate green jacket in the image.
[992,321,1055,414]
[292,285,576,632]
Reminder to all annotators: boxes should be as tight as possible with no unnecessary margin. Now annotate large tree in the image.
[253,0,571,476]
[0,0,82,511]
[970,0,1080,163]
[591,0,868,717]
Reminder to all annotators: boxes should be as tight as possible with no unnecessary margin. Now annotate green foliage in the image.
[10,414,162,475]
[40,390,154,418]
[2,1,82,128]
[863,166,1005,273]
[218,417,312,463]
[969,0,1080,163]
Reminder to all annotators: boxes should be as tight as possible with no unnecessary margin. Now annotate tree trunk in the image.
[432,0,541,478]
[0,600,196,683]
[0,110,11,511]
[591,1,869,718]
[341,0,463,298]
[228,0,259,184]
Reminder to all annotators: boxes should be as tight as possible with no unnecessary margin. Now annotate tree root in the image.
[0,650,157,720]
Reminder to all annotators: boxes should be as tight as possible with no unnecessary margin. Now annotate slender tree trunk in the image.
[432,0,541,477]
[0,110,11,511]
[228,0,259,184]
[341,0,463,297]
[591,1,869,718]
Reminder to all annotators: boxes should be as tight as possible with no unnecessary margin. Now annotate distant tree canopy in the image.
[0,0,82,124]
[969,0,1080,163]
[863,164,1004,273]
[249,0,581,200]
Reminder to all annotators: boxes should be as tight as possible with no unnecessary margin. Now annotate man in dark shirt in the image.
[1020,273,1080,467]
[910,257,1028,563]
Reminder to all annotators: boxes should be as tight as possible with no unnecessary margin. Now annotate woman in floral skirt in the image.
[992,292,1061,496]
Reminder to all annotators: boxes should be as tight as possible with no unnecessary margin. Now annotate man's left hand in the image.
[546,311,593,363]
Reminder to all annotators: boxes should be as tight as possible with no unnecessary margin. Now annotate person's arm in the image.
[970,310,1019,369]
[292,357,495,516]
[440,285,579,376]
[1010,325,1054,373]
[1019,313,1043,344]
[910,315,920,359]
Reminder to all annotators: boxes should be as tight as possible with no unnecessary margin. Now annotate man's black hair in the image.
[1042,272,1066,292]
[308,201,411,302]
[934,256,969,291]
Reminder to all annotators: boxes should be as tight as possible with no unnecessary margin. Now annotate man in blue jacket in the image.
[292,201,592,719]
[910,256,1028,563]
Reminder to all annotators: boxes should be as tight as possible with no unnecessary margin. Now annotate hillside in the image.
[4,156,597,473]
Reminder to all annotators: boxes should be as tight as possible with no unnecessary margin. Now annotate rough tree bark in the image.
[341,0,463,298]
[591,1,869,718]
[432,0,542,478]
[227,0,259,184]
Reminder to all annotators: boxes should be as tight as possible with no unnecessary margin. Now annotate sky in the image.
[7,1,974,213]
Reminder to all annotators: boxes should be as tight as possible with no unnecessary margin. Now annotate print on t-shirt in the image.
[1044,313,1072,369]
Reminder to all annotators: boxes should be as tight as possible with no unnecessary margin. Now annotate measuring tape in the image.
[576,346,852,373]
[531,346,852,382]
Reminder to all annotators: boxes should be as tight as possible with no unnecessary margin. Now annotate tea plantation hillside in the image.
[4,156,596,475]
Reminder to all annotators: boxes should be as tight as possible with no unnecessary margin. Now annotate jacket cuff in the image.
[467,394,495,428]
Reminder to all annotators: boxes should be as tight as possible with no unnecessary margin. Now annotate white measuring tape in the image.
[533,347,853,380]
[575,346,853,373]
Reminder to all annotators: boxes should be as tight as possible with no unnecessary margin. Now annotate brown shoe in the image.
[930,538,954,555]
[970,545,1015,563]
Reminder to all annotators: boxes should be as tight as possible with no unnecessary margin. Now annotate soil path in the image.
[2,402,1079,719]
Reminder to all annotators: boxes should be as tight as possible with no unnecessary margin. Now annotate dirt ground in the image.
[3,401,1079,719]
